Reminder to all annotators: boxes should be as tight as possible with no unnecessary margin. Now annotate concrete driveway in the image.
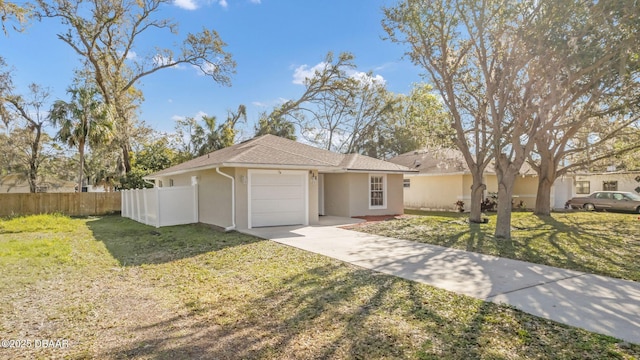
[241,217,640,344]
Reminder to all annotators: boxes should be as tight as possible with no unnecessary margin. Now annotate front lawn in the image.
[353,210,640,282]
[0,214,638,359]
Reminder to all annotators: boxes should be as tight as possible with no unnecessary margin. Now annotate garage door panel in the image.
[252,211,305,228]
[252,198,305,213]
[249,170,307,228]
[251,185,303,200]
[251,174,304,186]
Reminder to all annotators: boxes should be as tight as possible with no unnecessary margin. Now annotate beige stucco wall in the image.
[323,173,404,217]
[462,174,474,202]
[403,174,464,211]
[198,168,234,228]
[404,173,539,210]
[234,168,248,229]
[323,173,350,217]
[512,175,538,209]
[308,170,319,224]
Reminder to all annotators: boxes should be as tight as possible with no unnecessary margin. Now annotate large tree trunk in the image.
[121,142,131,174]
[78,140,85,192]
[495,174,516,239]
[533,152,558,216]
[28,127,42,193]
[494,154,520,239]
[28,162,37,193]
[534,176,555,216]
[469,171,486,223]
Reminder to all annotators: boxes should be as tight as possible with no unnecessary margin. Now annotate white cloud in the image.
[252,101,267,107]
[292,62,386,88]
[219,0,228,8]
[292,62,329,85]
[349,71,386,87]
[249,0,261,3]
[171,115,185,122]
[174,0,198,10]
[192,62,217,76]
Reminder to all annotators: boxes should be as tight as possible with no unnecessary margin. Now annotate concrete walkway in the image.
[241,217,640,344]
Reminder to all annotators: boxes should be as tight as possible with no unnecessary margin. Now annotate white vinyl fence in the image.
[121,184,198,227]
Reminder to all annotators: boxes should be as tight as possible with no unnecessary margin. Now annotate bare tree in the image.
[384,0,639,237]
[383,0,495,225]
[2,83,52,192]
[264,51,357,142]
[523,0,640,215]
[37,0,236,173]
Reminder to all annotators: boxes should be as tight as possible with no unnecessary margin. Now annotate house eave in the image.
[343,169,419,174]
[144,162,341,179]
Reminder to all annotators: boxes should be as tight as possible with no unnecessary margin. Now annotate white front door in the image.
[248,170,308,228]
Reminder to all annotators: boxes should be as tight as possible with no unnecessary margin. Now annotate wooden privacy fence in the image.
[0,192,121,217]
[121,185,198,228]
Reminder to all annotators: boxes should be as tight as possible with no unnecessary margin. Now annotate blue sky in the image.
[1,0,421,137]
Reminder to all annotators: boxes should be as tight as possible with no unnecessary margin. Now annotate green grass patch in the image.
[0,214,638,359]
[0,213,77,234]
[358,210,640,281]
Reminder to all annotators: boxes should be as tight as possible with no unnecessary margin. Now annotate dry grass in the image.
[0,214,638,359]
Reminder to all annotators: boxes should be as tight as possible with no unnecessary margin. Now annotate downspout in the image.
[143,179,155,188]
[216,167,236,231]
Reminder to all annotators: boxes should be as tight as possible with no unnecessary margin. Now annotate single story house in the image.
[570,170,640,197]
[139,135,415,229]
[388,149,551,211]
[0,174,77,193]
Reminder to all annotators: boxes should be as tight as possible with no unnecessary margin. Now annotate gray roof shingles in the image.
[388,148,536,175]
[148,135,414,178]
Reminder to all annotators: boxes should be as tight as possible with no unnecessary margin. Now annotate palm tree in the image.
[49,87,113,192]
[254,113,297,140]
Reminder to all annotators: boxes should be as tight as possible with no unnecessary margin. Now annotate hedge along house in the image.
[388,149,550,211]
[134,135,415,229]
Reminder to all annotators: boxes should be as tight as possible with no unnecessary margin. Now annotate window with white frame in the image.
[403,178,410,188]
[369,174,387,209]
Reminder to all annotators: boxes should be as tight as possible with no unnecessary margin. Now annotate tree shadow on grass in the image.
[437,220,518,259]
[384,212,639,281]
[87,215,262,266]
[100,262,638,359]
[524,214,639,280]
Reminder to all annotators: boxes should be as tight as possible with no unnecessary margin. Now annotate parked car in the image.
[568,191,640,213]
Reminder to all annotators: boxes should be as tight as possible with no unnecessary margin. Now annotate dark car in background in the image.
[568,191,640,213]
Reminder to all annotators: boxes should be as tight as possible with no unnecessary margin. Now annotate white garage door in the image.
[249,170,307,228]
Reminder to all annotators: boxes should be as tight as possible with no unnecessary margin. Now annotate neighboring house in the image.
[138,135,415,229]
[571,171,640,197]
[0,174,77,193]
[388,149,548,211]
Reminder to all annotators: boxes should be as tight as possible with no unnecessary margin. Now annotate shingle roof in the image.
[388,148,536,175]
[147,135,415,178]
